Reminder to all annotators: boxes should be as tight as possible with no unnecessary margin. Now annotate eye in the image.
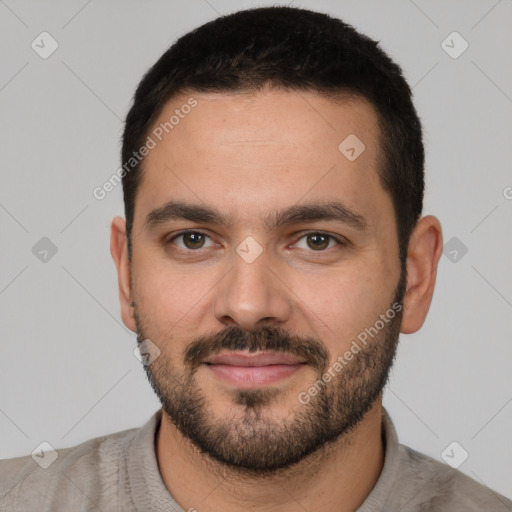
[169,231,215,250]
[294,232,343,251]
[167,230,345,253]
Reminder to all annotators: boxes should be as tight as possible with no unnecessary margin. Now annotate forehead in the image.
[135,88,390,232]
[147,88,380,160]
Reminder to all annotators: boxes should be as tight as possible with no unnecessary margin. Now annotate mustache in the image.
[184,325,329,374]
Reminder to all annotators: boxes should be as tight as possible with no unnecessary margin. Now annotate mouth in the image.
[203,351,308,388]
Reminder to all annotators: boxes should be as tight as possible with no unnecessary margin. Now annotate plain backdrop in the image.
[1,0,511,500]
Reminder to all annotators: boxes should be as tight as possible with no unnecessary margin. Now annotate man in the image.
[1,5,510,511]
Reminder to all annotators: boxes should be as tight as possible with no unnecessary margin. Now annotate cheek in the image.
[133,274,192,364]
[133,261,220,337]
[292,271,390,351]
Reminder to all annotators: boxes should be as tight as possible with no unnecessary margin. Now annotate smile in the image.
[204,351,307,388]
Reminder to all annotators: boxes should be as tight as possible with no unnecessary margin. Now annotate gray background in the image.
[1,0,511,501]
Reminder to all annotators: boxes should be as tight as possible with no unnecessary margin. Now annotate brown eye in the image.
[295,232,342,251]
[306,233,330,250]
[171,231,214,250]
[183,232,205,249]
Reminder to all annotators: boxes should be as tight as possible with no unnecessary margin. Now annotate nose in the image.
[213,245,292,331]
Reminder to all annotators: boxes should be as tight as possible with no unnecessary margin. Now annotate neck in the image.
[155,401,385,512]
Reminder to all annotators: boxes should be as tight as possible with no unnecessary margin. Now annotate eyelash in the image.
[167,230,346,252]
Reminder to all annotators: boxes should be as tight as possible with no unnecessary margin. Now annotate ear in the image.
[401,215,443,334]
[110,216,137,333]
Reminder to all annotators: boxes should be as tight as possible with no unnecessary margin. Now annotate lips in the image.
[205,351,306,366]
[204,351,307,388]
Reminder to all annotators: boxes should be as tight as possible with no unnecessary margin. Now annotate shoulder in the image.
[0,426,138,510]
[396,444,512,511]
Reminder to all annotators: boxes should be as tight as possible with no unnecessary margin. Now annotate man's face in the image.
[128,89,404,474]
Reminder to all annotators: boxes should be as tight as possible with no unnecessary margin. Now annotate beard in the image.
[134,269,406,477]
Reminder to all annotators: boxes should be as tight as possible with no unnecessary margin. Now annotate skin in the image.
[111,87,443,511]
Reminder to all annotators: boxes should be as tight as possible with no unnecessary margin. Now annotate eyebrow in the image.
[144,200,368,231]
